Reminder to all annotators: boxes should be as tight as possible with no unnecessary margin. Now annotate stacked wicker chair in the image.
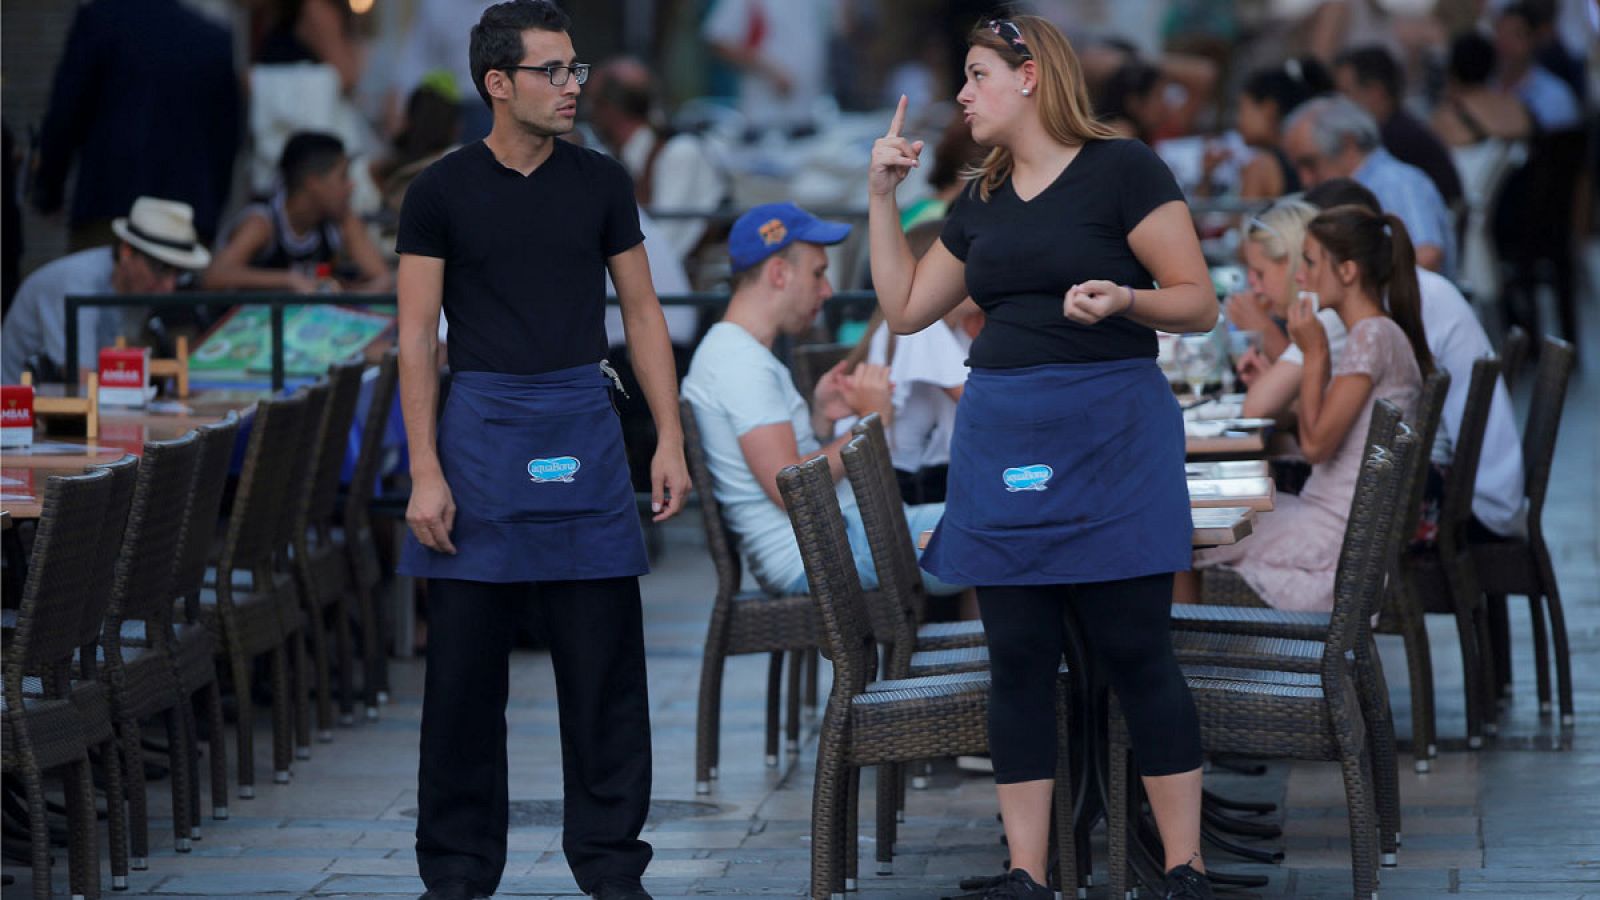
[1113,414,1417,900]
[1168,402,1413,867]
[778,453,1077,899]
[682,404,818,794]
[289,362,366,733]
[1474,337,1577,726]
[2,468,133,898]
[339,350,400,719]
[97,433,205,866]
[1381,358,1502,762]
[199,391,313,795]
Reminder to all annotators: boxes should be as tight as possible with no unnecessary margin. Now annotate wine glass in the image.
[1175,334,1223,404]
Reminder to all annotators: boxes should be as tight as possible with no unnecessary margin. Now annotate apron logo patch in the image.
[527,456,581,483]
[1002,464,1053,492]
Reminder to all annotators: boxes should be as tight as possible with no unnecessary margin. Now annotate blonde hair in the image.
[962,15,1120,201]
[1243,198,1318,308]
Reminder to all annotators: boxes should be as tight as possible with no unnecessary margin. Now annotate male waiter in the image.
[394,4,689,900]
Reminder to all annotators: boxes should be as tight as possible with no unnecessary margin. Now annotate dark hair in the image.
[1242,56,1333,122]
[1334,45,1403,101]
[1303,177,1383,214]
[1095,60,1161,132]
[1307,205,1434,377]
[928,111,986,191]
[279,131,346,192]
[1447,31,1497,86]
[395,86,463,167]
[597,73,652,121]
[1500,1,1549,29]
[469,0,572,110]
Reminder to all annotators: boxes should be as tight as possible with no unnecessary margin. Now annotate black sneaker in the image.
[982,868,1053,899]
[1164,864,1215,899]
[418,883,487,900]
[591,877,653,900]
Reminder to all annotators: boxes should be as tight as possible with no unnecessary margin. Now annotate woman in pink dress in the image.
[1188,204,1432,611]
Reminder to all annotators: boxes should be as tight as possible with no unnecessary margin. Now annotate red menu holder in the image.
[1,384,34,448]
[98,346,151,407]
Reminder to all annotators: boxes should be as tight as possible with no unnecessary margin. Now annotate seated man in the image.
[2,196,210,383]
[682,203,961,597]
[203,131,392,293]
[1239,178,1525,539]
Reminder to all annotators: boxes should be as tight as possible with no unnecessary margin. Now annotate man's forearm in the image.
[398,331,442,478]
[623,303,683,445]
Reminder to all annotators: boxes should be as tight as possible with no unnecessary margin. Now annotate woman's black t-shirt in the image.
[396,139,644,375]
[939,138,1185,369]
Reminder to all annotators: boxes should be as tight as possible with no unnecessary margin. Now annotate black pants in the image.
[978,574,1202,780]
[417,577,653,894]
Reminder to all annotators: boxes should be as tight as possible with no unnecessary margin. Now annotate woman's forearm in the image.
[1125,283,1218,334]
[868,192,916,331]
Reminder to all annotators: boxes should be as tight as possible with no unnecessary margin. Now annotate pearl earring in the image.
[1021,88,1031,96]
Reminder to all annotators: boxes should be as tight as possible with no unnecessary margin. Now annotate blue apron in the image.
[398,364,649,583]
[921,358,1192,586]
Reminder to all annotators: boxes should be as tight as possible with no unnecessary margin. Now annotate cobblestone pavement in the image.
[8,283,1598,900]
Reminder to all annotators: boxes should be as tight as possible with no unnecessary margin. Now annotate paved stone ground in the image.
[8,279,1599,899]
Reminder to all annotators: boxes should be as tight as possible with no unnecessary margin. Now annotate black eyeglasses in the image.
[986,19,1032,61]
[508,63,590,86]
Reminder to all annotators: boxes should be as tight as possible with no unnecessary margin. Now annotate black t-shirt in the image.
[396,139,644,375]
[940,138,1184,369]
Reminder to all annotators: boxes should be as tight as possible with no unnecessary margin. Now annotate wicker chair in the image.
[199,391,312,795]
[778,454,1076,899]
[97,432,204,865]
[1170,402,1409,860]
[290,361,366,733]
[1383,359,1501,760]
[1117,421,1415,900]
[161,413,241,827]
[274,380,329,752]
[339,349,400,719]
[2,468,132,899]
[682,403,818,794]
[1499,325,1529,392]
[1474,337,1576,726]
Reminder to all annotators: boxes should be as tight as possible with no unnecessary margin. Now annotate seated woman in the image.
[1180,204,1431,611]
[1201,58,1331,199]
[1225,199,1354,418]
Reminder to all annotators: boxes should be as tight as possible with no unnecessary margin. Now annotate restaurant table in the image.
[0,469,41,520]
[1187,477,1275,512]
[1185,459,1269,480]
[1186,430,1266,456]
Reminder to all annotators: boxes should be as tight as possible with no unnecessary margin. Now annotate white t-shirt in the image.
[702,0,831,127]
[1279,269,1525,535]
[865,321,971,472]
[682,322,857,592]
[619,127,724,265]
[1,248,145,383]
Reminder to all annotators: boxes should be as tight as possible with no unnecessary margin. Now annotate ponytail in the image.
[1381,214,1433,379]
[1307,204,1434,378]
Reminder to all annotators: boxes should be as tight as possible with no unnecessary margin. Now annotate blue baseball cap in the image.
[728,202,852,273]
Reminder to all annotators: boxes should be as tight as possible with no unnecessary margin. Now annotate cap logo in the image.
[759,219,788,247]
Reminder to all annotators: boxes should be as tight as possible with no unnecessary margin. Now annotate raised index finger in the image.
[886,94,908,138]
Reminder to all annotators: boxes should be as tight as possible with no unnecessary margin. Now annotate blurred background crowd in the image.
[0,0,1595,364]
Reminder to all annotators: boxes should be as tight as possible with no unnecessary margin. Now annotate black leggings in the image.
[978,574,1202,780]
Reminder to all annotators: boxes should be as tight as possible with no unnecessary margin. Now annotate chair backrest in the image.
[1501,326,1529,392]
[302,360,366,535]
[1438,357,1501,557]
[1521,337,1575,535]
[78,454,141,655]
[841,428,920,654]
[277,380,331,552]
[1324,415,1413,667]
[343,349,398,524]
[218,392,309,579]
[171,412,242,602]
[849,414,926,619]
[105,432,203,643]
[1394,371,1451,554]
[681,401,745,599]
[7,469,113,697]
[778,455,875,695]
[790,342,851,403]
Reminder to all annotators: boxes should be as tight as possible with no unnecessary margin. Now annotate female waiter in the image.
[868,16,1218,900]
